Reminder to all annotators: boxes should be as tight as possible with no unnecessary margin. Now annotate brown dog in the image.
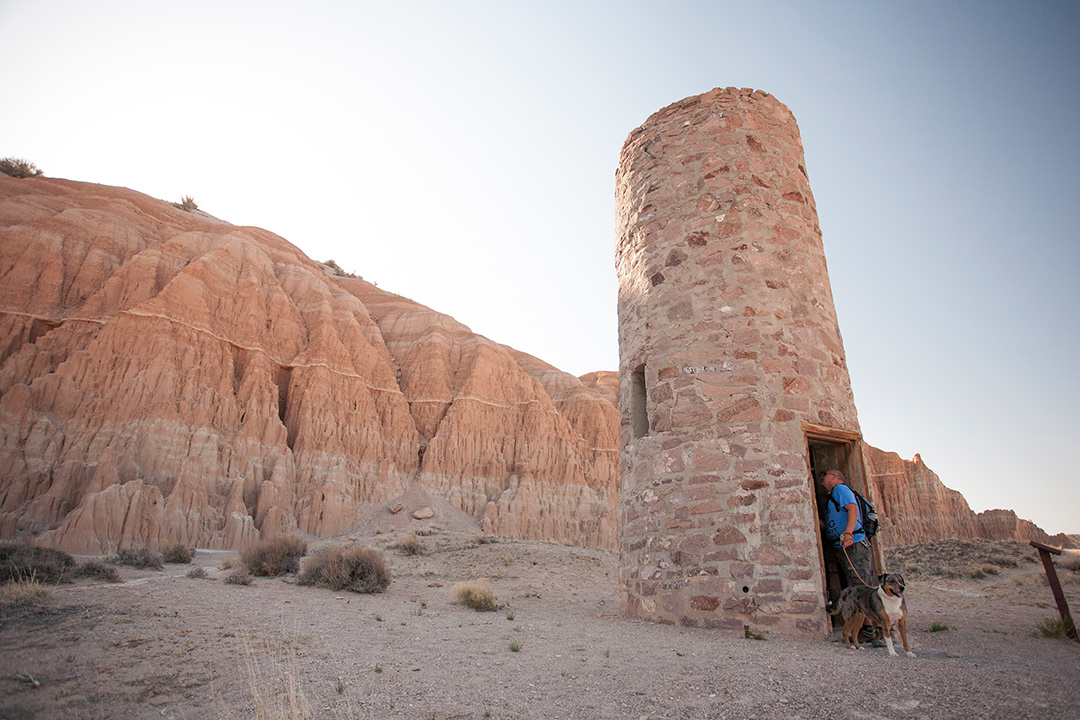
[830,573,915,657]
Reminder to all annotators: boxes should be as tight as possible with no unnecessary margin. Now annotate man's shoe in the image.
[870,638,888,648]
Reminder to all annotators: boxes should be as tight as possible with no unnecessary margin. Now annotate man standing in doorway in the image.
[821,468,885,646]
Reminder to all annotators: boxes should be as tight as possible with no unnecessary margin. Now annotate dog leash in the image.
[842,542,879,589]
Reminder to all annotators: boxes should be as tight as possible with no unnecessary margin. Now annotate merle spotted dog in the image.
[830,573,915,657]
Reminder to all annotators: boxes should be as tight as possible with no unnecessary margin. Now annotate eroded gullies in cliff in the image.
[0,176,620,552]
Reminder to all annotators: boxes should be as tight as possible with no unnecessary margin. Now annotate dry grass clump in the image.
[225,568,254,586]
[76,560,122,583]
[0,157,43,178]
[186,566,209,579]
[390,534,424,556]
[243,638,314,720]
[162,544,195,564]
[298,545,390,593]
[110,548,164,570]
[0,576,50,610]
[451,578,499,611]
[1036,615,1076,639]
[0,546,76,584]
[241,535,308,577]
[964,564,1000,580]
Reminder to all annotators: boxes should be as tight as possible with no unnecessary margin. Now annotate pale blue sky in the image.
[2,1,1077,535]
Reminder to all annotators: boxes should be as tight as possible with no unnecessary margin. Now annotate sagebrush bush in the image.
[298,545,390,593]
[0,546,76,584]
[77,560,121,583]
[186,566,209,579]
[110,548,164,570]
[0,157,43,178]
[451,578,498,612]
[241,535,307,576]
[162,544,195,564]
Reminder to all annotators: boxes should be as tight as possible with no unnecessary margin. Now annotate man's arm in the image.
[841,504,858,548]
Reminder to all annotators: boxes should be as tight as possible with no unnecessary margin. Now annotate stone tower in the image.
[616,87,867,636]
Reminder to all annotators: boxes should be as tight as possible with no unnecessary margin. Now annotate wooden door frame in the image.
[802,423,885,605]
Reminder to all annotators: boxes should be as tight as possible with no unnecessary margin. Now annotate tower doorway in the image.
[803,423,881,625]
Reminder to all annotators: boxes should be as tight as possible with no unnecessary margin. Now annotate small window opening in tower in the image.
[631,364,649,439]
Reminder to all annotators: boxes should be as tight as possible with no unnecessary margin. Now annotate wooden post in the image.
[1029,541,1078,642]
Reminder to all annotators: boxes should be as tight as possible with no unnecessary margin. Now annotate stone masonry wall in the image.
[615,87,862,636]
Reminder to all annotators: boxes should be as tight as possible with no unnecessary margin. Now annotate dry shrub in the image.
[162,544,195,564]
[0,157,43,178]
[1012,572,1049,588]
[1060,552,1080,573]
[0,576,50,610]
[110,548,164,570]
[171,195,198,211]
[451,578,498,611]
[186,566,209,579]
[241,535,308,577]
[0,546,76,584]
[225,568,254,586]
[391,534,423,556]
[77,560,121,583]
[964,564,999,580]
[298,545,390,593]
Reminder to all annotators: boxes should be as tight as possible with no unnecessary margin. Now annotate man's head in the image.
[821,469,846,491]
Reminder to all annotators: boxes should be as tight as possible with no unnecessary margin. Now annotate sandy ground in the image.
[1,533,1078,720]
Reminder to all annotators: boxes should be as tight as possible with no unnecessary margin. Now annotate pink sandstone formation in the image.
[864,446,1075,549]
[0,170,1067,560]
[0,175,618,553]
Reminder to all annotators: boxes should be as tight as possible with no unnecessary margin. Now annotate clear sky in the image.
[2,1,1077,536]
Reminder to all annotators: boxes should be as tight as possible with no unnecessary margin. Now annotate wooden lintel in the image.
[801,422,863,443]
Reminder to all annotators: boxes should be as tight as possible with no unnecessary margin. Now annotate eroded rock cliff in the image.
[864,446,1074,549]
[0,176,618,553]
[0,175,1067,555]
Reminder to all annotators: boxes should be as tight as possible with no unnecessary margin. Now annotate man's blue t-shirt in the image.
[824,483,865,547]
